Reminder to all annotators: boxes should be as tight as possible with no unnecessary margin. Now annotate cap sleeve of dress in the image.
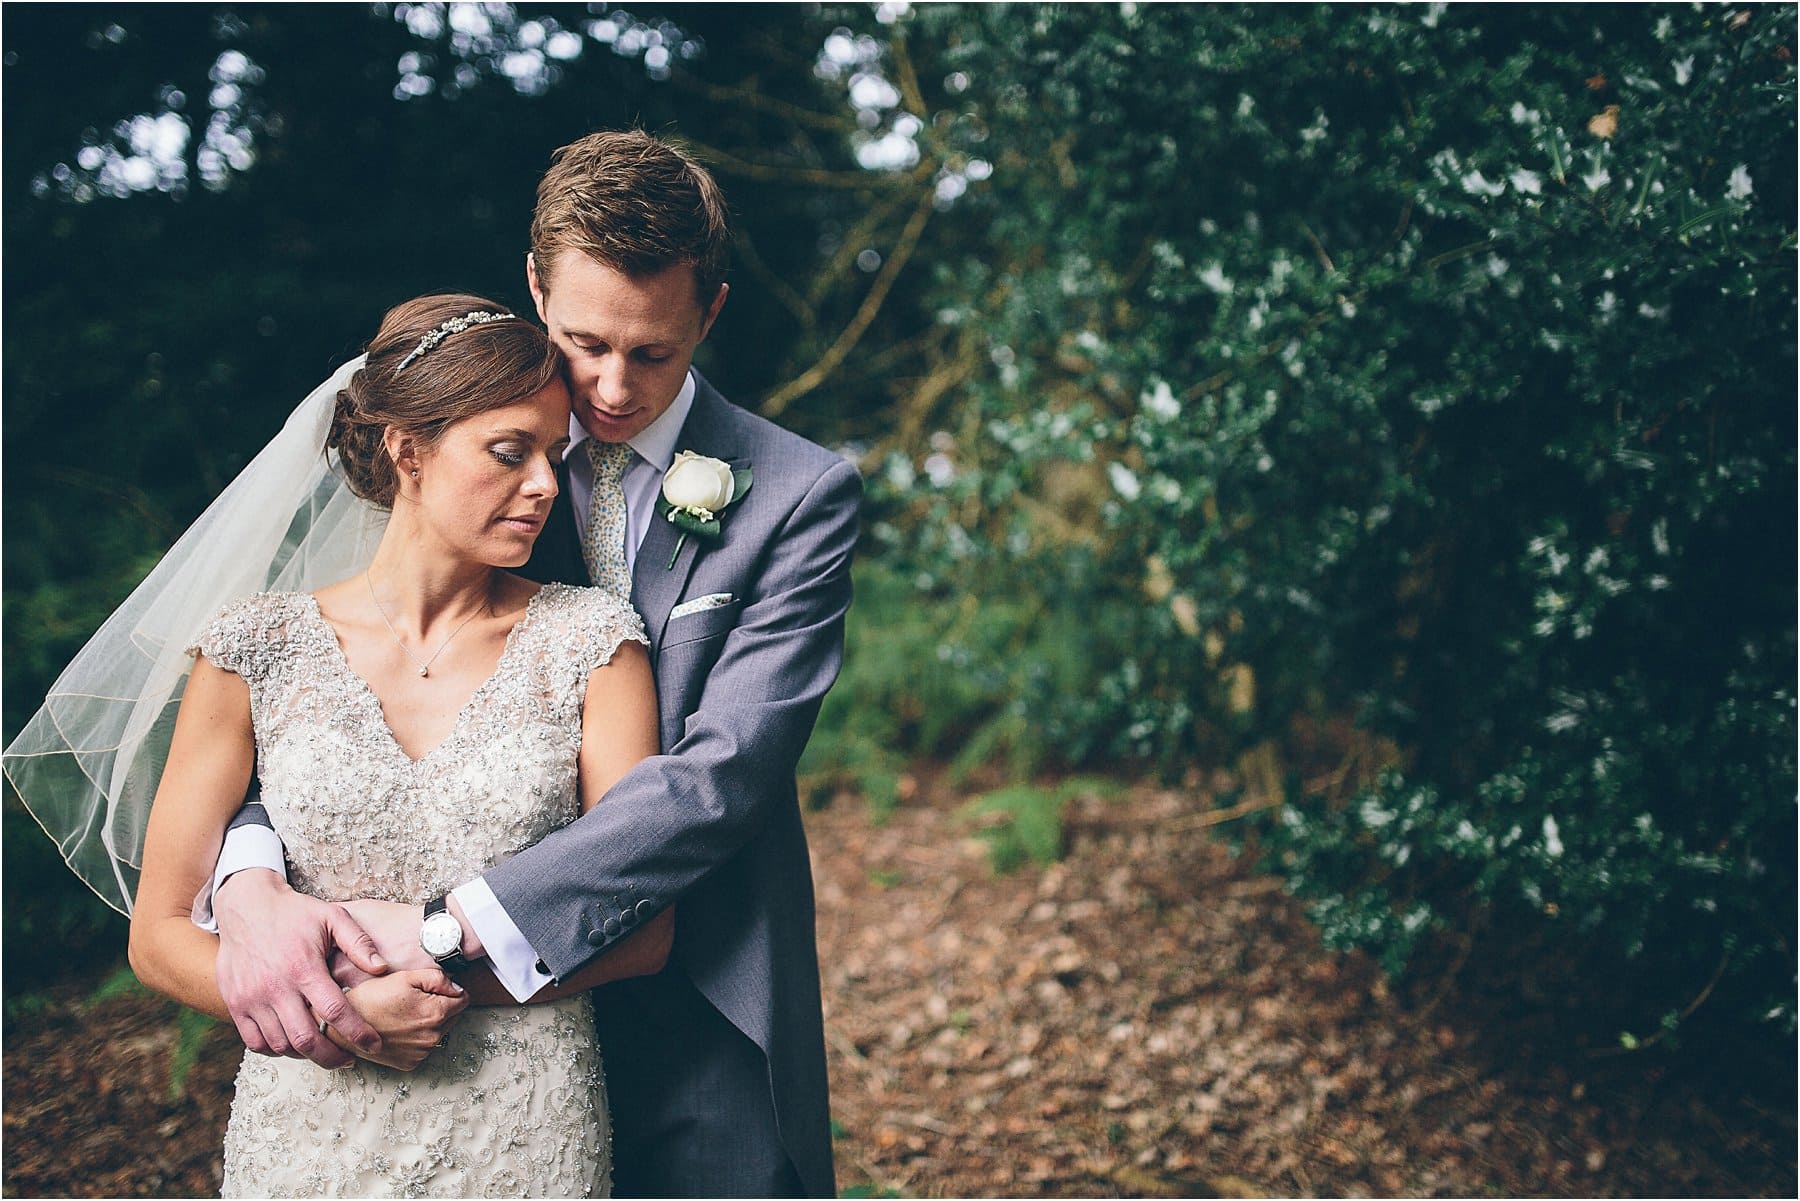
[524,584,646,682]
[186,592,306,683]
[563,585,650,677]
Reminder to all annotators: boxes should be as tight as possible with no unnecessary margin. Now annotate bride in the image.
[33,293,668,1196]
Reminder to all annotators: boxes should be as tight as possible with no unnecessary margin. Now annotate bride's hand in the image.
[331,898,437,983]
[325,970,469,1072]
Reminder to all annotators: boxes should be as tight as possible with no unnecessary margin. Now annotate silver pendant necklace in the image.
[365,572,488,678]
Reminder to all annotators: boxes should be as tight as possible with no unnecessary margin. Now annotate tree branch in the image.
[1169,791,1283,830]
[891,339,977,453]
[1587,949,1733,1057]
[807,189,916,310]
[681,136,919,192]
[887,27,931,121]
[733,223,819,336]
[671,71,850,135]
[1299,220,1337,274]
[764,185,937,417]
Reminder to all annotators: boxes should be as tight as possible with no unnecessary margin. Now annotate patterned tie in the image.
[582,440,634,596]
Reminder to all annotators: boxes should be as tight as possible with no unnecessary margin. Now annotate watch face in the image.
[421,911,461,959]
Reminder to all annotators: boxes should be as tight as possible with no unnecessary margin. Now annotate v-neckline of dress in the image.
[299,586,549,767]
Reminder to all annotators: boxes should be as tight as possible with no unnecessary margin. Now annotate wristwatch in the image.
[420,895,472,975]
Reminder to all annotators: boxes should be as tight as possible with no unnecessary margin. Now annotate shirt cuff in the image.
[190,824,288,932]
[453,878,556,1003]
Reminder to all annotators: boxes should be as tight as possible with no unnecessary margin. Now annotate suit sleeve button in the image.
[619,908,638,928]
[585,929,606,948]
[635,899,655,920]
[603,917,622,938]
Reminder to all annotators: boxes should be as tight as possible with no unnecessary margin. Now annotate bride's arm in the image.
[130,656,461,1067]
[127,656,259,1023]
[575,638,661,813]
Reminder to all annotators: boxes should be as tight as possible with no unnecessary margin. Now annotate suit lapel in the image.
[633,504,700,656]
[630,376,740,657]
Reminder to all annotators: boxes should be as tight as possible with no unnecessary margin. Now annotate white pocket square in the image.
[670,592,736,620]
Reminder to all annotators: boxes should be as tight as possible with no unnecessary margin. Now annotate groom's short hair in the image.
[531,129,731,309]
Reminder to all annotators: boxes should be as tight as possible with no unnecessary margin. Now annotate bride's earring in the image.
[410,469,420,478]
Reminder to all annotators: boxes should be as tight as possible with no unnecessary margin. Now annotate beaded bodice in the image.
[193,583,645,905]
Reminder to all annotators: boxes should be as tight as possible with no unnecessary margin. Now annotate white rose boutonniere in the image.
[657,450,752,568]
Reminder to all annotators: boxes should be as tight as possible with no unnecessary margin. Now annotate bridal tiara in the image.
[396,310,517,372]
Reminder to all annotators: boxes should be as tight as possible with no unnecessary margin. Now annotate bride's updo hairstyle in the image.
[329,293,563,508]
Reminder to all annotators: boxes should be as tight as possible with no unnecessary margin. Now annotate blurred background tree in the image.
[5,3,1793,1057]
[3,0,936,986]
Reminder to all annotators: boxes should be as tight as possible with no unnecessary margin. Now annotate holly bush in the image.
[852,3,1796,1038]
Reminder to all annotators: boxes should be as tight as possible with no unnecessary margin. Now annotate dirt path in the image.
[814,779,1795,1197]
[4,777,1794,1197]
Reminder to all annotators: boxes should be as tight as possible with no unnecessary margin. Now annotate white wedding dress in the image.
[190,583,645,1198]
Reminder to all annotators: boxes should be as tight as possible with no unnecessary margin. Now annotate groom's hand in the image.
[214,868,388,1068]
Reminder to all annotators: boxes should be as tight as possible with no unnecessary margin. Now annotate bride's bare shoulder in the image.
[309,577,364,618]
[493,571,545,618]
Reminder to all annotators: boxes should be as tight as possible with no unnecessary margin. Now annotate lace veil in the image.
[3,355,387,914]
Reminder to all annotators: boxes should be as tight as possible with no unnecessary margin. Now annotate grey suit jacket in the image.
[495,370,861,1197]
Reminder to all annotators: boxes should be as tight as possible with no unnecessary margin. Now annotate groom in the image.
[206,130,860,1198]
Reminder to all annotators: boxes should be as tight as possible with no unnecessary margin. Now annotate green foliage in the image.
[800,561,1136,819]
[961,777,1121,874]
[801,562,1132,852]
[168,1008,220,1100]
[3,991,55,1024]
[862,4,1797,1037]
[86,963,148,1008]
[963,785,1065,873]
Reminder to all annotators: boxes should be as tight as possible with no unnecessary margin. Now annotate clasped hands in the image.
[213,870,466,1072]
